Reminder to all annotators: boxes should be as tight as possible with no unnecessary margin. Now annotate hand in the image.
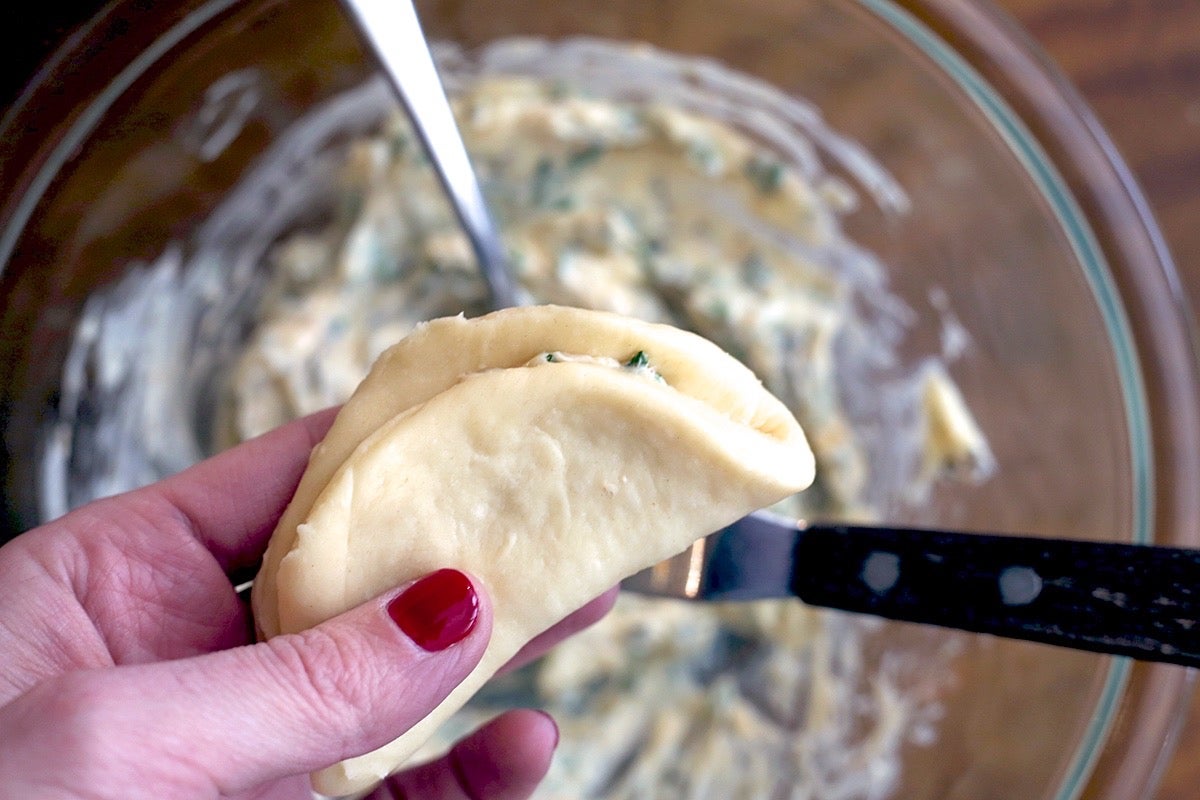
[0,409,617,800]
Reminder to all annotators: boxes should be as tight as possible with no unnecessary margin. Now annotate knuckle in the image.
[266,627,381,735]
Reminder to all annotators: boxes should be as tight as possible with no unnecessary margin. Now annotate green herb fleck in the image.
[531,157,556,207]
[389,132,409,159]
[370,254,402,282]
[545,352,558,362]
[706,298,730,322]
[618,108,643,134]
[548,80,572,101]
[687,141,722,175]
[744,155,784,194]
[635,237,664,273]
[507,248,529,276]
[626,350,650,369]
[741,252,771,289]
[567,143,605,170]
[341,191,364,221]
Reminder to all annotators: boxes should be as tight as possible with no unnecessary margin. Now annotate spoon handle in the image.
[794,524,1200,667]
[338,0,519,308]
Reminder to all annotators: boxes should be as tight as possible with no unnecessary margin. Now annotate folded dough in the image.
[250,305,814,796]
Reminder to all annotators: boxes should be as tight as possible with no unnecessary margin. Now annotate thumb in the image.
[0,569,490,798]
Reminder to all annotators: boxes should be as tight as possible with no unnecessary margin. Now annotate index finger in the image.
[151,407,338,573]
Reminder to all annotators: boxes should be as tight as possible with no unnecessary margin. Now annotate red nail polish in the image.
[388,569,479,651]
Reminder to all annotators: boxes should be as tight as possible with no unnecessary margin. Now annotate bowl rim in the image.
[885,0,1200,797]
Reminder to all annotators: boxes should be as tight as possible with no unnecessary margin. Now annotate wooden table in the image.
[994,1,1200,795]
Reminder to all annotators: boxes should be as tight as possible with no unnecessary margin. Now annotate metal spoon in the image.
[338,0,520,309]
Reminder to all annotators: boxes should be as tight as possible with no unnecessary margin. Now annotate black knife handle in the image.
[793,524,1200,667]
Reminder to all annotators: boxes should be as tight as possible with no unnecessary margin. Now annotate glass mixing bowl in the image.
[2,0,1199,797]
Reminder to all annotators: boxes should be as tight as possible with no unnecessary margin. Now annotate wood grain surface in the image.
[994,1,1200,796]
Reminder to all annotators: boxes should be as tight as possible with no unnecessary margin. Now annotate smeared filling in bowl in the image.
[49,38,992,799]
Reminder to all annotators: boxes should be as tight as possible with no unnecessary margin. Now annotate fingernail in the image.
[387,569,479,651]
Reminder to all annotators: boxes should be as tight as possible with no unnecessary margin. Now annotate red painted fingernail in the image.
[387,569,479,651]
